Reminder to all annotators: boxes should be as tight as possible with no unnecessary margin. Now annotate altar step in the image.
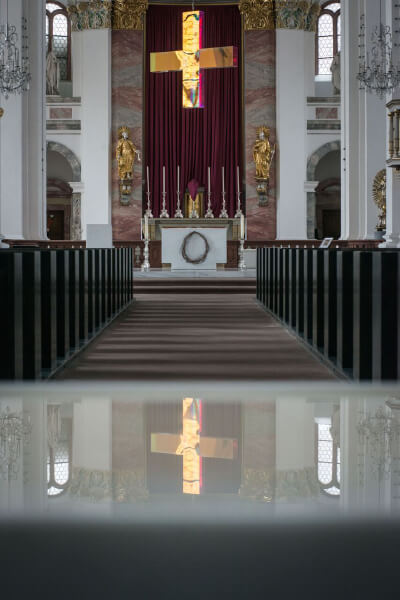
[133,278,256,295]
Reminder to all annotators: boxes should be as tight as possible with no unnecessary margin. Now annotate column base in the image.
[379,233,400,248]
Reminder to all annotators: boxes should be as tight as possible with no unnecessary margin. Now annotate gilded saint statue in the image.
[253,126,274,181]
[116,126,141,181]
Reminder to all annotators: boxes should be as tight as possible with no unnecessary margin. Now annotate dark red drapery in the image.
[145,5,242,218]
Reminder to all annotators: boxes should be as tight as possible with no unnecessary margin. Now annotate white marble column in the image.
[341,0,362,239]
[80,28,112,240]
[380,0,400,248]
[276,29,315,239]
[0,0,46,244]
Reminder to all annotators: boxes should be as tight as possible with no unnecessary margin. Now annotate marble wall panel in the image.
[316,107,338,120]
[245,30,276,241]
[112,30,143,241]
[49,107,72,119]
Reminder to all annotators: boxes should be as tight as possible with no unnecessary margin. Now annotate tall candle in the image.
[177,165,180,193]
[208,166,211,191]
[237,166,240,192]
[163,166,165,194]
[240,214,245,240]
[222,166,225,194]
[147,166,150,193]
[144,213,149,240]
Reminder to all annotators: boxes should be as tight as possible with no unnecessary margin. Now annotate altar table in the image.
[161,226,227,270]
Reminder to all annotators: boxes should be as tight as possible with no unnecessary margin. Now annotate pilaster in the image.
[380,0,400,248]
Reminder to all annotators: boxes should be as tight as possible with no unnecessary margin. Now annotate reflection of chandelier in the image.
[357,0,400,99]
[0,407,31,480]
[0,0,31,99]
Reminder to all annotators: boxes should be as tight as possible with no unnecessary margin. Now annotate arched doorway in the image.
[306,141,341,239]
[46,141,81,240]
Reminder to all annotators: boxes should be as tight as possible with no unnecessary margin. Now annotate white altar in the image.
[161,227,227,270]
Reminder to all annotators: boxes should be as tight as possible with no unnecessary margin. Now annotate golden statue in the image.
[373,169,386,231]
[116,126,141,181]
[253,126,274,181]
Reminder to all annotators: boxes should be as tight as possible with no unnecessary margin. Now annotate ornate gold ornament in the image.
[113,0,148,31]
[240,0,320,32]
[373,169,387,232]
[116,126,141,204]
[68,1,112,32]
[239,0,275,31]
[253,125,275,205]
[0,108,4,118]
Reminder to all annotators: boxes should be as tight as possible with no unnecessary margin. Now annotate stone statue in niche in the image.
[46,50,60,96]
[331,52,340,95]
[373,168,386,234]
[253,126,275,206]
[116,126,141,204]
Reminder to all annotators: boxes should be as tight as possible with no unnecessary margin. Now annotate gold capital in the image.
[112,0,148,31]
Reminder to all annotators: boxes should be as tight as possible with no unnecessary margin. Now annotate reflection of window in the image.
[316,1,341,76]
[46,1,71,81]
[316,418,340,496]
[47,417,72,497]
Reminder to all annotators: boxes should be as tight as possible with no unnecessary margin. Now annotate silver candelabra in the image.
[145,191,153,218]
[235,191,243,218]
[174,190,183,218]
[141,238,150,272]
[219,191,228,218]
[160,191,169,218]
[238,238,246,271]
[205,190,214,218]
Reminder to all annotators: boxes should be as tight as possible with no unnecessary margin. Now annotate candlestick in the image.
[240,214,245,239]
[238,238,246,271]
[144,213,149,240]
[141,238,150,272]
[219,190,228,218]
[160,165,169,217]
[205,187,214,219]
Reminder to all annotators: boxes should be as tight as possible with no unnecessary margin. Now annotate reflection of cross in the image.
[151,398,238,495]
[150,11,238,109]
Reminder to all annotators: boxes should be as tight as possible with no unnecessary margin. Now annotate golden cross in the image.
[151,398,238,495]
[150,11,238,109]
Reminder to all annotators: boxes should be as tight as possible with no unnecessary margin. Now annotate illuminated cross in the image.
[150,11,238,109]
[151,398,238,495]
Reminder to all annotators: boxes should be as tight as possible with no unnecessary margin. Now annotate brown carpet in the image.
[56,294,336,381]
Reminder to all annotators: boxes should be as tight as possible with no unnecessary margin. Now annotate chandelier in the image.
[357,0,400,99]
[357,403,400,483]
[0,406,31,481]
[0,0,31,99]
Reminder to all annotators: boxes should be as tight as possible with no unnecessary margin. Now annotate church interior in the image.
[1,0,400,597]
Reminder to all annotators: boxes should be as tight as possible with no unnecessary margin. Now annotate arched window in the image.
[316,413,340,497]
[47,407,72,498]
[316,1,341,76]
[46,2,71,82]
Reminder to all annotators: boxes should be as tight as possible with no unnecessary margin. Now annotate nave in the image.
[57,283,336,381]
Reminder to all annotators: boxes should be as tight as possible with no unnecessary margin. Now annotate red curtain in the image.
[145,5,242,218]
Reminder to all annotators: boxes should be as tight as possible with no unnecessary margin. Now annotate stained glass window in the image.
[46,1,71,82]
[316,418,340,497]
[316,1,341,76]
